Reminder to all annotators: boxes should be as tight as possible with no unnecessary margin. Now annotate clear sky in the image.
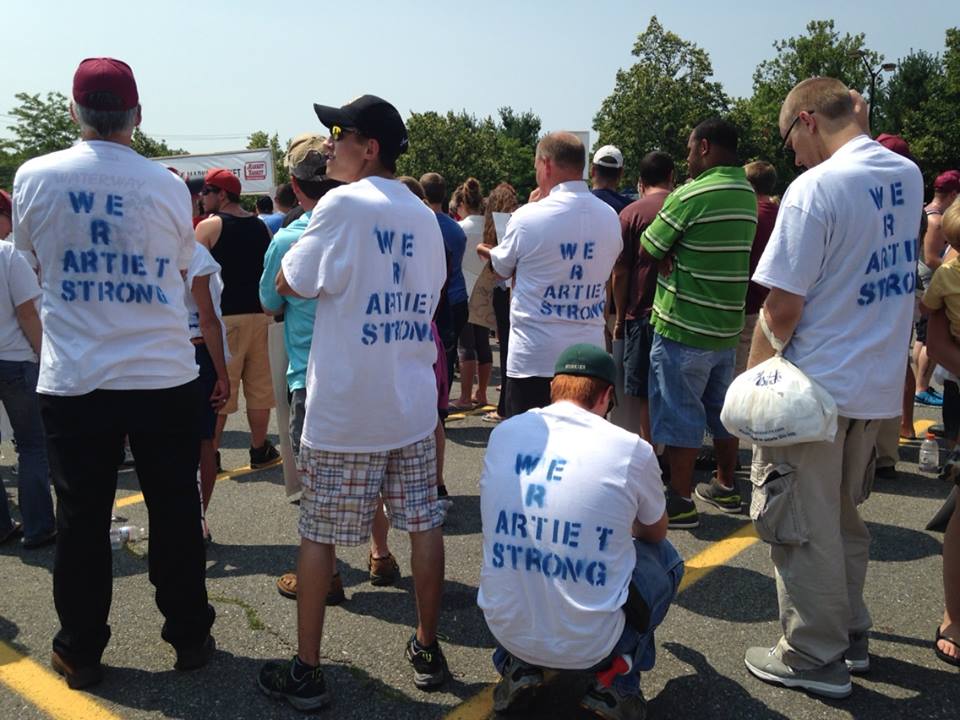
[0,0,949,155]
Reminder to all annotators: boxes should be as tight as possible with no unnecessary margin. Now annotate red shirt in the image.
[745,198,779,315]
[618,192,669,320]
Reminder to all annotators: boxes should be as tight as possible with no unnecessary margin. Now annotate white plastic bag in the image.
[721,353,838,447]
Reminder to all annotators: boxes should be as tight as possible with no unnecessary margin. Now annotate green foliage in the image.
[396,107,540,200]
[130,128,185,158]
[247,131,289,185]
[738,20,883,192]
[4,91,77,157]
[593,16,729,185]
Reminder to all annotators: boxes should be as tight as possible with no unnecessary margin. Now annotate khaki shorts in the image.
[298,434,441,546]
[221,313,275,414]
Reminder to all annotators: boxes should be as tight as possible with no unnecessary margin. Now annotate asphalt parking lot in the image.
[1,377,956,719]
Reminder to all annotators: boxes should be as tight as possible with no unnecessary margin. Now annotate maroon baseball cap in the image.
[73,57,139,111]
[876,133,911,158]
[935,170,960,193]
[204,168,242,196]
[0,189,11,217]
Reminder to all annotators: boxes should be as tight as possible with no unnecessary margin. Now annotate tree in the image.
[130,128,185,158]
[247,131,289,184]
[737,20,884,192]
[593,16,729,185]
[396,107,541,200]
[4,91,78,158]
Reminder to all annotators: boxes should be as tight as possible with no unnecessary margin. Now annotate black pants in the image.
[493,287,510,418]
[944,380,960,443]
[504,376,552,418]
[40,381,214,665]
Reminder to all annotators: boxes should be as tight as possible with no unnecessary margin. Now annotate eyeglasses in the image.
[199,186,219,196]
[330,125,359,141]
[781,110,815,150]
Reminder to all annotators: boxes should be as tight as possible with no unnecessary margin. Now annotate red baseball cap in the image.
[876,133,911,158]
[935,170,960,193]
[73,57,139,111]
[0,189,11,217]
[204,168,242,196]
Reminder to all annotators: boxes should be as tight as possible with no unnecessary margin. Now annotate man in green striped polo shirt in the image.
[640,118,757,529]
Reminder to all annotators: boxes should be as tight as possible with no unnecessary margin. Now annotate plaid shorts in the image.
[298,434,441,545]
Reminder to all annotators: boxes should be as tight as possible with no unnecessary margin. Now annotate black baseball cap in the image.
[313,94,409,160]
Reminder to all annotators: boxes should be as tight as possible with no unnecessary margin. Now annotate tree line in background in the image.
[2,17,957,199]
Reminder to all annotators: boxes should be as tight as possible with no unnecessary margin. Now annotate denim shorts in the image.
[649,333,735,448]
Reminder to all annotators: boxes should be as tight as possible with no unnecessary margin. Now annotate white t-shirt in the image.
[185,242,229,360]
[477,401,665,669]
[281,176,446,452]
[13,141,197,395]
[753,135,923,418]
[458,214,486,297]
[0,241,41,362]
[489,181,621,378]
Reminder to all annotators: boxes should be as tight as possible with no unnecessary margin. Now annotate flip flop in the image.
[935,625,960,667]
[448,402,476,412]
[481,411,503,424]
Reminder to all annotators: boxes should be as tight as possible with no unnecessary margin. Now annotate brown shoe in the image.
[51,651,104,689]
[368,553,400,586]
[276,572,346,606]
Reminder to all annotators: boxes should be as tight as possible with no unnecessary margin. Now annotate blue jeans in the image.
[0,360,55,542]
[649,332,735,448]
[493,538,684,697]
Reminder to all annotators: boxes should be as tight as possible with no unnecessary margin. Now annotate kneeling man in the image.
[478,344,683,718]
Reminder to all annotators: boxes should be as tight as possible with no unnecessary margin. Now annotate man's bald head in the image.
[780,77,855,131]
[536,132,586,176]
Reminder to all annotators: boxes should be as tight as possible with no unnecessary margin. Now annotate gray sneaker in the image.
[579,681,646,720]
[492,655,545,713]
[845,632,869,673]
[744,646,852,699]
[694,475,742,513]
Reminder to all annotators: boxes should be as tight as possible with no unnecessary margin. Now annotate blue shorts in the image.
[648,333,735,448]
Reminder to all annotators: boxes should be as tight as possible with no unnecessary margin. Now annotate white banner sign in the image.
[152,149,276,195]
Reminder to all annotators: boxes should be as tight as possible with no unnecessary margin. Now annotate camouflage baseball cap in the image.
[286,133,328,181]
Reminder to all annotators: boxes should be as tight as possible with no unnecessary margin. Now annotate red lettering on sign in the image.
[244,161,267,181]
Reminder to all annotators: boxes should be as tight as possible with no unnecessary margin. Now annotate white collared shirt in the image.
[490,181,621,378]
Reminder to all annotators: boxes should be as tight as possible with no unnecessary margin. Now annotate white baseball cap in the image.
[592,145,624,169]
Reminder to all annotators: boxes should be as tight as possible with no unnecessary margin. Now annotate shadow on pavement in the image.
[675,566,779,623]
[445,425,494,449]
[873,469,951,500]
[440,495,481,536]
[651,643,790,719]
[867,521,943,562]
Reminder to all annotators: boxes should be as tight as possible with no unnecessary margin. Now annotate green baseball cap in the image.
[554,343,617,387]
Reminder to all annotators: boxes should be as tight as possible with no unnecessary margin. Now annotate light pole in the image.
[850,50,897,130]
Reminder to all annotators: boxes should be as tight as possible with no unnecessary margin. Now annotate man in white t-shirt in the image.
[257,95,448,712]
[0,189,56,550]
[479,343,681,718]
[742,77,923,699]
[12,58,215,689]
[480,132,621,417]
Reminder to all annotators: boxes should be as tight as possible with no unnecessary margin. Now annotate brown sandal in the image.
[276,572,297,599]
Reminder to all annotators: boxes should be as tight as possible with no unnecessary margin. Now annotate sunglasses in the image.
[330,125,359,141]
[781,110,815,150]
[199,186,220,196]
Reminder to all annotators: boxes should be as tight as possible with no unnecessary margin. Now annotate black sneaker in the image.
[258,656,330,712]
[250,440,281,469]
[493,655,545,713]
[405,634,448,689]
[579,680,647,720]
[174,634,216,671]
[666,489,699,529]
[694,475,742,513]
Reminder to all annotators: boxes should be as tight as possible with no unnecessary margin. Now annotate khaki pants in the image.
[875,416,901,469]
[751,416,878,669]
[267,322,300,499]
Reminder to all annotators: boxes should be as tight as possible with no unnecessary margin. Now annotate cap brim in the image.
[313,103,350,130]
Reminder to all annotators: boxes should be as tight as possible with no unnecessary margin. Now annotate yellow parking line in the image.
[0,641,122,720]
[114,465,261,508]
[444,520,759,719]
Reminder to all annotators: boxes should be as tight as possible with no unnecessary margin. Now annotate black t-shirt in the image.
[592,187,632,215]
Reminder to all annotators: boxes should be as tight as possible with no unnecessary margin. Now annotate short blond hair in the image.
[781,77,854,129]
[744,161,777,195]
[942,198,960,251]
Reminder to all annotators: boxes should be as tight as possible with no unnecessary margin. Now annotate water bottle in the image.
[110,525,145,550]
[919,432,940,473]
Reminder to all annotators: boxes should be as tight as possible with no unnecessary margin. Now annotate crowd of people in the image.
[0,56,957,720]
